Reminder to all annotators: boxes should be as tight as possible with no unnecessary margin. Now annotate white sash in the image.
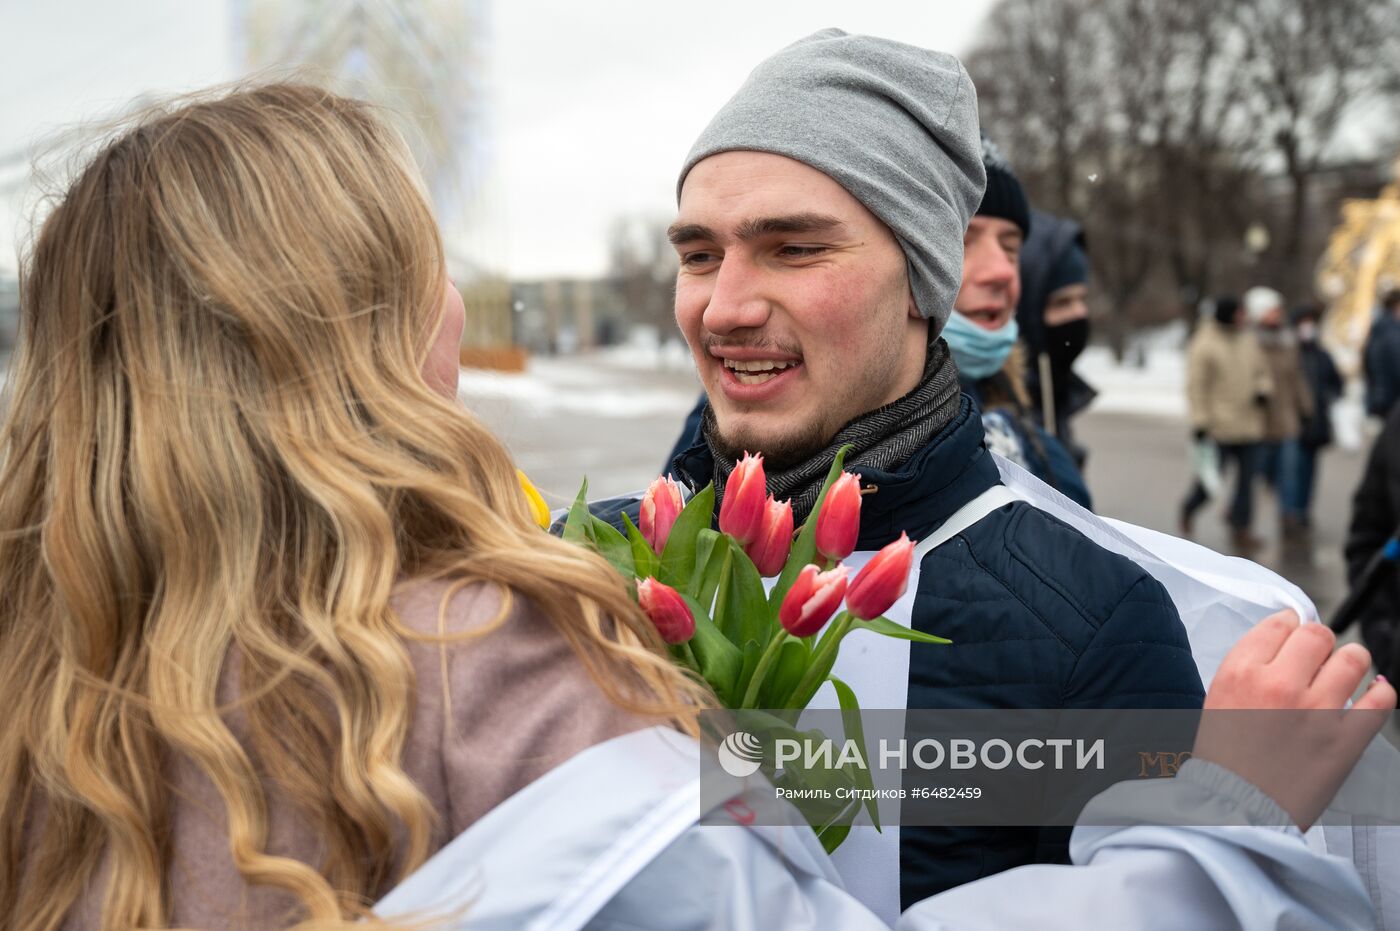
[374,727,703,931]
[798,460,1400,925]
[790,483,1021,926]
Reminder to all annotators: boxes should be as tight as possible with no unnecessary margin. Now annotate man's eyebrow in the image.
[666,213,847,246]
[666,222,717,245]
[735,213,845,240]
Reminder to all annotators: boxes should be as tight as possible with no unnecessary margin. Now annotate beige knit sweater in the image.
[44,578,649,929]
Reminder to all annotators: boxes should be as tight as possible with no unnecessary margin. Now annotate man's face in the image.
[954,216,1023,331]
[671,151,927,469]
[1044,283,1089,328]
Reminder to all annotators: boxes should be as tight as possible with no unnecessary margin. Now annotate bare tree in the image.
[1228,0,1400,297]
[966,0,1400,348]
[606,214,677,334]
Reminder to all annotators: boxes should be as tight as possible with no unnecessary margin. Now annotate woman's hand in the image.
[1194,610,1396,830]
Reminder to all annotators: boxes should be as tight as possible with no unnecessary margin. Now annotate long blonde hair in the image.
[0,83,702,930]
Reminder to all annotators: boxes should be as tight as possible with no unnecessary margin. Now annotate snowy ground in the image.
[1077,342,1369,450]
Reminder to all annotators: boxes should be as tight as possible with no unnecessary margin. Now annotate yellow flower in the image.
[517,470,551,529]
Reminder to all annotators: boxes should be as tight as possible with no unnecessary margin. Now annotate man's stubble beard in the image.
[708,364,901,471]
[709,413,837,472]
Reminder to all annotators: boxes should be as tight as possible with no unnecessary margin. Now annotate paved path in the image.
[1077,412,1366,623]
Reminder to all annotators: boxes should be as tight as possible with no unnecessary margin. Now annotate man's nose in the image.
[701,254,772,335]
[973,242,1016,286]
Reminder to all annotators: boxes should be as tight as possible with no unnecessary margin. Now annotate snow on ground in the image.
[1076,339,1368,450]
[457,352,699,419]
[1075,345,1187,418]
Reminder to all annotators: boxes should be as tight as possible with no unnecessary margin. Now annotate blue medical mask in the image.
[942,311,1019,380]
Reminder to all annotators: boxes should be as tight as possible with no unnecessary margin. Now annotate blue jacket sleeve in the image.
[1064,574,1205,710]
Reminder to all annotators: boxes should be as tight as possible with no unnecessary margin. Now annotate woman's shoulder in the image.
[390,576,656,834]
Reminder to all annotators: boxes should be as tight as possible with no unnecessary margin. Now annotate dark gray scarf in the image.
[701,337,961,524]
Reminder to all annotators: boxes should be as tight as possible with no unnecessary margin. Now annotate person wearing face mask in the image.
[1285,304,1342,535]
[1015,210,1095,468]
[945,137,1093,509]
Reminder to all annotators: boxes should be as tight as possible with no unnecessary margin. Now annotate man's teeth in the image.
[724,359,796,372]
[723,359,798,386]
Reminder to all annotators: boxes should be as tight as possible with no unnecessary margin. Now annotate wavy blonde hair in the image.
[0,83,704,930]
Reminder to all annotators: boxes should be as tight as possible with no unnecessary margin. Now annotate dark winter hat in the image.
[975,134,1031,237]
[1044,241,1089,296]
[1290,302,1323,325]
[678,29,985,331]
[1213,295,1241,326]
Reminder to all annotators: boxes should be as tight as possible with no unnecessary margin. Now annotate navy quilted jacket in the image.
[602,395,1205,904]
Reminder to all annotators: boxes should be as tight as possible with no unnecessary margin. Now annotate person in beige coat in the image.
[1180,295,1273,550]
[1246,287,1316,538]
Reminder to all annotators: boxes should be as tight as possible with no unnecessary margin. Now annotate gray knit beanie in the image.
[677,28,985,333]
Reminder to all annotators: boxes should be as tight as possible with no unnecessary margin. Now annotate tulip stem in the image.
[785,612,854,709]
[679,641,701,673]
[712,546,735,640]
[741,630,789,708]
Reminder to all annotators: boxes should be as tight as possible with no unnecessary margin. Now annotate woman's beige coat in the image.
[1186,319,1273,444]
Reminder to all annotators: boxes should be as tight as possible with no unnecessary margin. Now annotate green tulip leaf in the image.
[725,538,774,645]
[828,675,881,830]
[817,820,852,854]
[733,639,764,708]
[680,591,741,703]
[659,483,716,588]
[620,511,660,580]
[561,478,592,546]
[760,638,812,708]
[692,529,727,610]
[859,616,952,644]
[589,515,635,581]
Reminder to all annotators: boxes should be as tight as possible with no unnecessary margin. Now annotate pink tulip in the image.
[745,496,795,577]
[815,472,862,561]
[719,452,767,545]
[637,577,695,644]
[640,475,685,553]
[846,533,915,620]
[779,564,849,638]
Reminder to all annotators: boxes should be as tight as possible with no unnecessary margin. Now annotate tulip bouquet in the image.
[560,446,948,849]
[562,446,945,708]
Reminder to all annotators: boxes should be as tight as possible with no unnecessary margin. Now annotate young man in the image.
[609,29,1203,917]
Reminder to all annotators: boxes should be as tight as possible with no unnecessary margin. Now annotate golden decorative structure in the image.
[1317,157,1400,364]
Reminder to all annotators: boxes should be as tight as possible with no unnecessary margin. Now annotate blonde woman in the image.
[0,84,704,929]
[0,84,1393,931]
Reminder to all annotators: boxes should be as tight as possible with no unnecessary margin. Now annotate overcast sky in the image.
[0,1,995,278]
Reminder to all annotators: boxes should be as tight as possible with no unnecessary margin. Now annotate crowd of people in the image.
[1178,288,1341,552]
[0,28,1395,931]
